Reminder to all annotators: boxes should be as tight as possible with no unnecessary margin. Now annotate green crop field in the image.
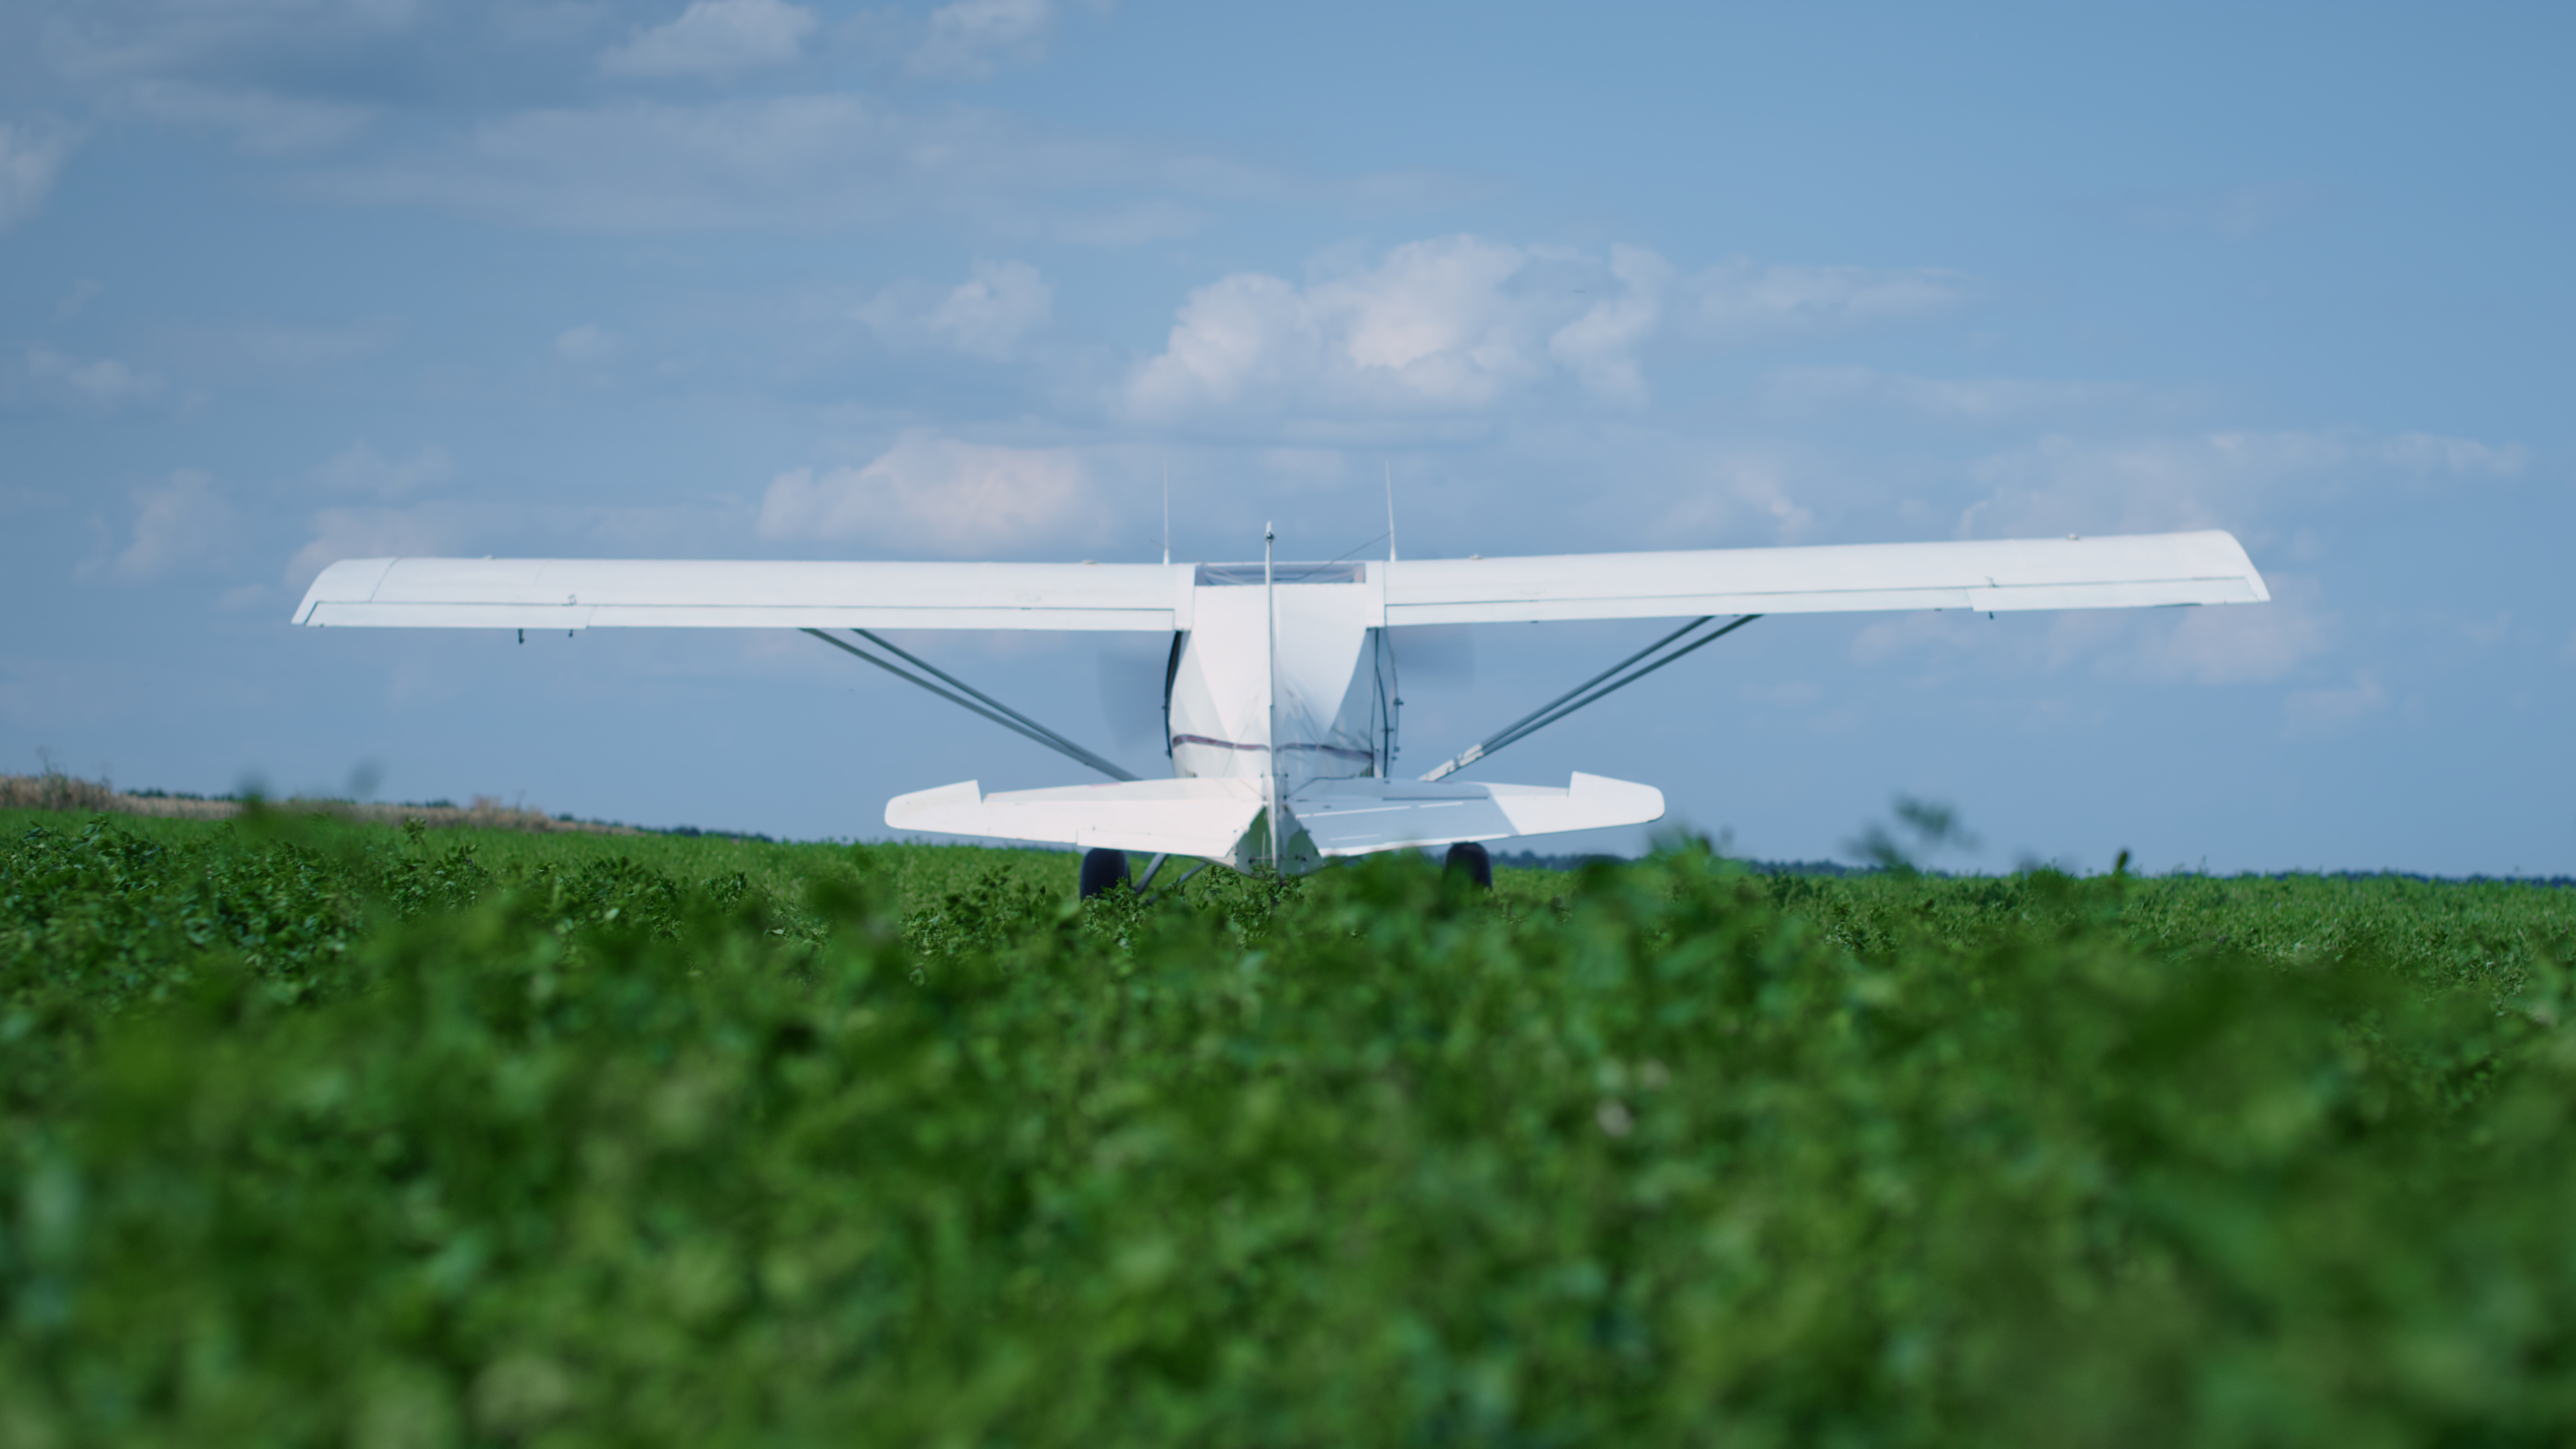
[5,807,2575,1447]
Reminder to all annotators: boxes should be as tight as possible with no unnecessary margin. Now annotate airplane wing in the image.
[292,558,1194,632]
[1382,529,2266,626]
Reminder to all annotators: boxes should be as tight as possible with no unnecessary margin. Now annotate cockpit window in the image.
[1194,562,1366,586]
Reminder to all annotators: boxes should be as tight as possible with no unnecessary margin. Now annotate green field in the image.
[5,807,2575,1446]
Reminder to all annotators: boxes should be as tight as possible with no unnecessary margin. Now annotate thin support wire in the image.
[802,628,1136,784]
[1418,614,1762,781]
[848,629,1135,782]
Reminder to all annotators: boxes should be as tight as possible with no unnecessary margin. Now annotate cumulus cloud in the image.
[1120,239,1977,431]
[1958,428,2530,540]
[1848,583,2331,690]
[1685,258,1968,340]
[2373,431,2526,477]
[599,0,819,77]
[756,432,1096,553]
[321,94,1263,235]
[1649,451,1819,544]
[284,506,455,589]
[107,471,233,579]
[2284,668,2388,737]
[2135,575,2330,684]
[1123,236,1670,428]
[123,80,375,152]
[909,0,1054,78]
[231,318,400,370]
[18,346,163,410]
[1765,366,2133,421]
[38,0,428,86]
[315,441,450,496]
[2123,182,2328,238]
[0,122,78,233]
[858,259,1051,360]
[553,323,624,362]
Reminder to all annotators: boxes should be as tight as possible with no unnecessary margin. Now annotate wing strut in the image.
[802,628,1139,783]
[1418,614,1761,782]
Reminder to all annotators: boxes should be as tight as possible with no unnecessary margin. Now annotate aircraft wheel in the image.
[1078,848,1131,899]
[1443,841,1493,890]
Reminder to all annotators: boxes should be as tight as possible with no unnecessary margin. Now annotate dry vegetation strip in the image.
[0,772,634,835]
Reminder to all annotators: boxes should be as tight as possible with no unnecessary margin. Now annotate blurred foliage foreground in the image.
[5,809,2576,1447]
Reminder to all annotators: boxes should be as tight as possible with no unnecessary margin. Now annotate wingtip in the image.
[884,779,983,831]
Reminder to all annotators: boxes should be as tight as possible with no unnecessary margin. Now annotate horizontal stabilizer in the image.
[885,778,1267,860]
[1290,773,1666,855]
[886,772,1666,866]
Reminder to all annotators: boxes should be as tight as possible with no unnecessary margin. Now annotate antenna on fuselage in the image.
[1384,462,1397,564]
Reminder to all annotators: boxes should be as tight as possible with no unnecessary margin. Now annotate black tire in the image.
[1078,848,1131,899]
[1443,841,1493,890]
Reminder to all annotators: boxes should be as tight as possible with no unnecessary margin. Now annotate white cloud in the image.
[20,346,163,410]
[284,506,455,589]
[909,0,1054,78]
[2284,668,2387,737]
[123,80,375,152]
[925,259,1051,358]
[599,0,819,76]
[1123,236,1669,428]
[1685,258,1968,340]
[1765,366,2132,421]
[2135,575,2329,684]
[2123,183,2328,238]
[38,0,428,86]
[0,122,78,233]
[321,94,1262,236]
[232,318,400,369]
[1120,240,1976,432]
[111,471,233,579]
[1959,428,2531,540]
[1650,451,1817,544]
[54,280,104,320]
[1849,575,2330,687]
[859,260,1052,360]
[1546,245,1670,404]
[2374,431,2526,477]
[315,441,450,496]
[554,323,624,362]
[756,432,1095,554]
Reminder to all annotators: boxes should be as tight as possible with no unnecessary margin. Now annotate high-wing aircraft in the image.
[294,528,2267,891]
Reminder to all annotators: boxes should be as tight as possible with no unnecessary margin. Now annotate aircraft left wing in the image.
[293,558,1195,632]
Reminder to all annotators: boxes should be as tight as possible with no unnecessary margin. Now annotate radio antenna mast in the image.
[1263,521,1280,879]
[1384,461,1397,564]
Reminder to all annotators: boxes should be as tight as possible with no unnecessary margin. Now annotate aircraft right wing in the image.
[1382,529,2267,626]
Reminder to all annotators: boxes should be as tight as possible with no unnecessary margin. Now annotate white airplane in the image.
[294,526,2266,891]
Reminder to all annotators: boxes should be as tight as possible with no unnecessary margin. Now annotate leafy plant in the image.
[3,809,2572,1446]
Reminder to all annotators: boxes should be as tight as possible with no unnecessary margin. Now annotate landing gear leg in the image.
[1443,841,1493,890]
[1079,848,1132,899]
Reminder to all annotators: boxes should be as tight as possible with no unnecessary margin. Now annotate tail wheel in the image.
[1078,848,1132,899]
[1443,841,1493,890]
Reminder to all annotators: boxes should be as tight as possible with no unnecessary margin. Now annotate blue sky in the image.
[3,0,2569,872]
